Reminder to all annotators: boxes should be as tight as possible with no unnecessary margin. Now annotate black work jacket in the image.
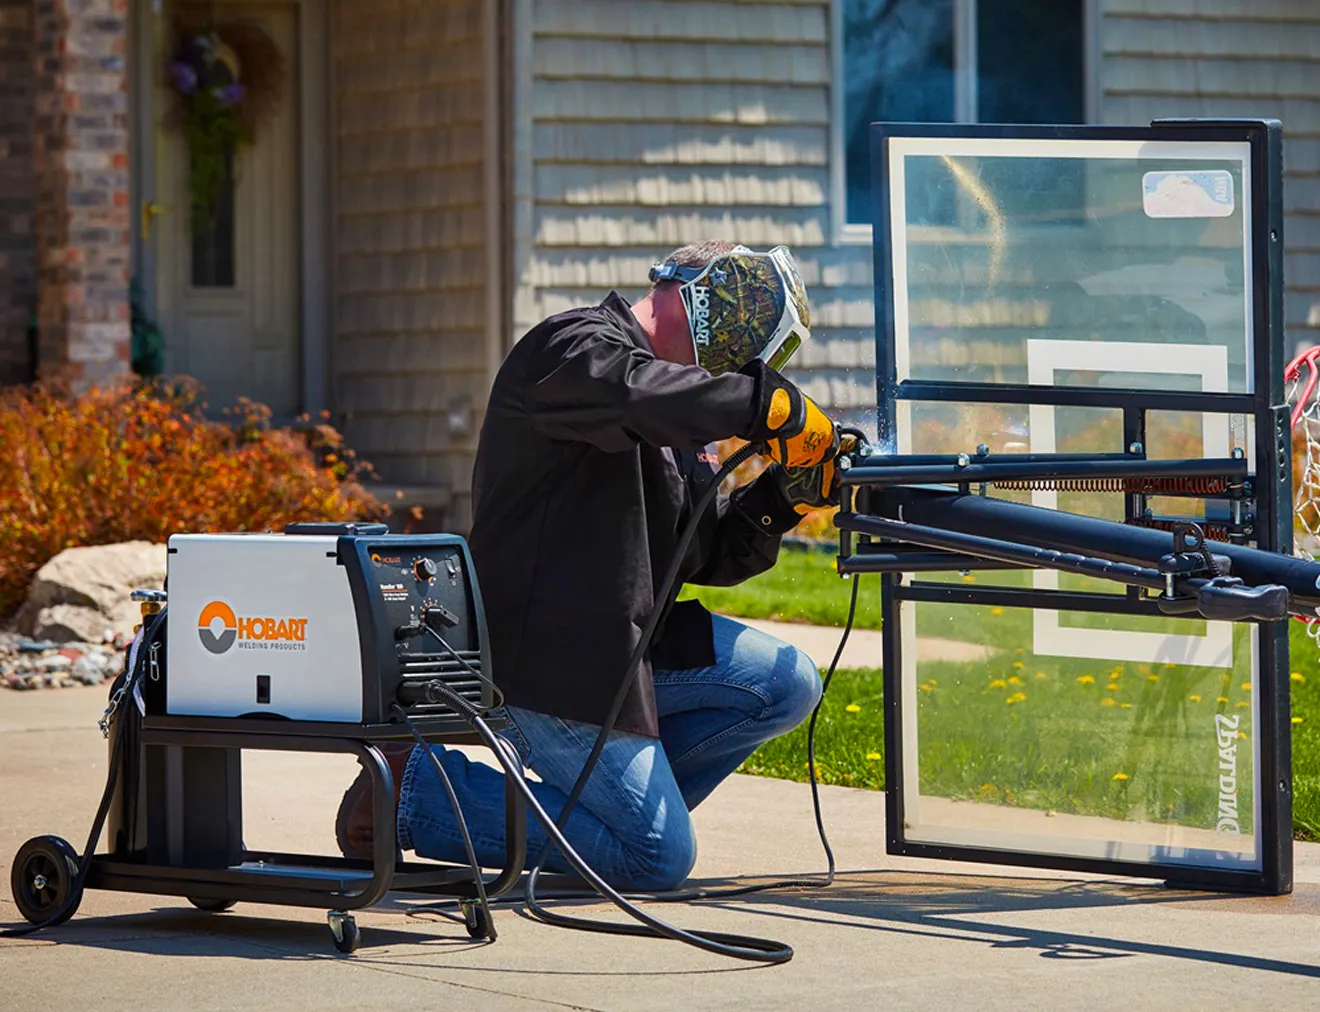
[468,292,801,737]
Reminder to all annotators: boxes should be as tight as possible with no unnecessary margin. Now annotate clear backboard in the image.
[863,120,1290,893]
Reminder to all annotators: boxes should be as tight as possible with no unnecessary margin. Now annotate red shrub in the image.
[0,379,387,618]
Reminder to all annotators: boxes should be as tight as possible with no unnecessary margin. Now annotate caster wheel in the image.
[187,897,236,913]
[11,835,82,927]
[461,899,497,941]
[328,910,360,953]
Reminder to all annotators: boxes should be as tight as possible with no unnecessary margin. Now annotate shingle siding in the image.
[1098,0,1320,355]
[331,0,493,525]
[515,0,1319,425]
[511,0,865,409]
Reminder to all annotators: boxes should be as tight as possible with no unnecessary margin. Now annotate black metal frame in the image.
[865,118,1291,894]
[85,718,527,912]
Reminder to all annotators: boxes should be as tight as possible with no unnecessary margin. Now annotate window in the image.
[841,0,1087,227]
[191,152,237,288]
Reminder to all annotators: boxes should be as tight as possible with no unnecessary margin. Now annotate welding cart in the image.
[10,524,527,952]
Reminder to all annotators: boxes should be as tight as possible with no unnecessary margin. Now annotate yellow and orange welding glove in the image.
[776,435,858,515]
[747,370,838,470]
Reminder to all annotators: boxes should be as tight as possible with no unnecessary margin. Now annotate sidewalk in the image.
[731,615,993,668]
[3,684,1319,1011]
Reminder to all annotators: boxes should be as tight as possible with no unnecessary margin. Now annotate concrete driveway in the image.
[3,685,1319,1011]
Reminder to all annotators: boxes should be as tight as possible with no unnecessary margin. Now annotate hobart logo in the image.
[198,601,238,655]
[198,600,308,655]
[690,284,711,347]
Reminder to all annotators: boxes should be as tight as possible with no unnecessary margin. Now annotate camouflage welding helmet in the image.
[648,245,811,376]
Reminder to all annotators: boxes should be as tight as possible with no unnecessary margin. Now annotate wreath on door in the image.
[166,18,284,226]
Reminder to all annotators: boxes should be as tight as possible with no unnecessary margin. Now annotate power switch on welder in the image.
[256,674,271,705]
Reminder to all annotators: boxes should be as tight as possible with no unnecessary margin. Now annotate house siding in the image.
[330,0,495,527]
[511,0,871,418]
[1099,0,1320,356]
[515,0,1320,436]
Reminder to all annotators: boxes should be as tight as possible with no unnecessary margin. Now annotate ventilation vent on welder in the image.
[397,650,486,715]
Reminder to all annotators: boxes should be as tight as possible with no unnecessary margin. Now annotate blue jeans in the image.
[397,614,821,892]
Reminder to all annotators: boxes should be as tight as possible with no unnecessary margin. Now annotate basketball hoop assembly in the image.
[840,116,1301,896]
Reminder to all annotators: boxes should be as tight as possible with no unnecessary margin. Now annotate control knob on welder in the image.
[413,557,437,582]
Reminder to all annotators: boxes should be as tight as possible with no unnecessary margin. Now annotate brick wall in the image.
[31,0,130,385]
[0,0,34,385]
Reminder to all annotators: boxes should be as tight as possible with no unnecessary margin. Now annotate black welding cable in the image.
[406,578,856,913]
[393,689,793,962]
[1,609,166,938]
[520,442,762,909]
[391,702,497,941]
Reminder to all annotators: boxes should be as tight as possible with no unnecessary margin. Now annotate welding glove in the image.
[745,367,838,470]
[776,435,858,515]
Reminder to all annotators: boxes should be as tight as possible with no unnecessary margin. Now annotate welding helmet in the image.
[648,245,811,376]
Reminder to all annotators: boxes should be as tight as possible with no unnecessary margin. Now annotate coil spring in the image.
[1126,517,1234,542]
[991,476,1233,495]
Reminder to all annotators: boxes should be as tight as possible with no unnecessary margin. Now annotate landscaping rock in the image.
[1,630,127,692]
[14,541,166,644]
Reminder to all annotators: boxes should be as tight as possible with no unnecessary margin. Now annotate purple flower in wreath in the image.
[170,61,198,95]
[215,82,246,108]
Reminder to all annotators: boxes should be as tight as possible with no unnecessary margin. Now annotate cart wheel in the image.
[461,899,497,941]
[187,897,236,913]
[328,910,360,953]
[11,835,82,927]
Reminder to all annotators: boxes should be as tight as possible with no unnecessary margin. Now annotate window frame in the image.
[830,0,1101,243]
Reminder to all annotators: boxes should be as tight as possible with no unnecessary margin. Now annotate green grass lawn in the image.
[677,544,883,629]
[683,548,1320,842]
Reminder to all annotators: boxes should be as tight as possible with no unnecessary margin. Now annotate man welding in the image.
[337,241,845,891]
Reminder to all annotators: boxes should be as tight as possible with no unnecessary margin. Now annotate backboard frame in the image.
[867,119,1291,894]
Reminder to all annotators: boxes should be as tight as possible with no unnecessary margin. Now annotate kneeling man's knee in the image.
[777,648,822,729]
[622,817,698,893]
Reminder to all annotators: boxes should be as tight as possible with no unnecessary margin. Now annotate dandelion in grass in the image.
[1147,674,1160,683]
[979,783,995,792]
[845,703,862,714]
[1217,696,1230,704]
[1008,675,1023,686]
[962,574,976,583]
[866,751,881,760]
[1237,731,1247,740]
[1013,661,1025,669]
[1188,694,1202,702]
[1121,702,1132,709]
[919,683,933,694]
[991,607,1004,616]
[1241,682,1252,692]
[1106,682,1119,691]
[1035,672,1048,680]
[1293,717,1305,725]
[988,678,1008,690]
[1102,697,1117,707]
[1112,772,1129,781]
[1006,692,1026,705]
[1236,701,1249,709]
[929,679,938,686]
[1292,672,1306,683]
[1077,675,1095,685]
[1164,663,1177,669]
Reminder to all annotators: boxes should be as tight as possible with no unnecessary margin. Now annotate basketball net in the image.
[1286,346,1320,645]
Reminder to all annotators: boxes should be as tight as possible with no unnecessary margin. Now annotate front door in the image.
[151,3,302,416]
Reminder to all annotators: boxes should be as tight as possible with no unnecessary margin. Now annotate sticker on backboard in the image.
[1142,170,1235,219]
